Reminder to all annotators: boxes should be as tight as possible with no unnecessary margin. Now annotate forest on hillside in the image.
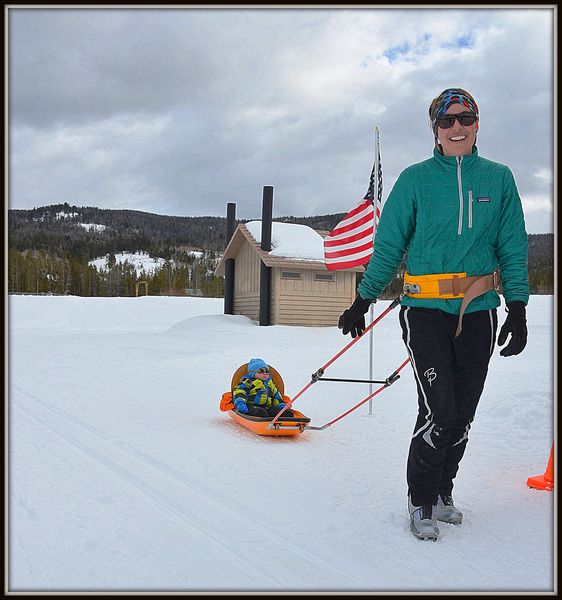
[8,203,554,297]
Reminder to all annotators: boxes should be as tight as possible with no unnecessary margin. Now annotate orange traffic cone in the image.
[527,443,554,491]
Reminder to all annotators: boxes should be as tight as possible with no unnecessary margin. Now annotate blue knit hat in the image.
[248,358,268,374]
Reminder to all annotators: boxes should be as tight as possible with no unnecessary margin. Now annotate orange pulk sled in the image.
[219,297,410,436]
[220,364,311,436]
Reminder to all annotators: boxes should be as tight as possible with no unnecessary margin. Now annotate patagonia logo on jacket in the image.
[477,196,491,203]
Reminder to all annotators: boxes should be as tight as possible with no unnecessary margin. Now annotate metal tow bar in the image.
[300,358,410,431]
[267,296,408,431]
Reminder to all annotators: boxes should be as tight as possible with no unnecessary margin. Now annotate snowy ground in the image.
[8,295,556,593]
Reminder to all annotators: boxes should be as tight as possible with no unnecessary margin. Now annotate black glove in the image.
[338,295,373,338]
[497,301,527,357]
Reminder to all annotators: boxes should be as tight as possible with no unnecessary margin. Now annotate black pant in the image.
[399,306,498,506]
[247,404,294,418]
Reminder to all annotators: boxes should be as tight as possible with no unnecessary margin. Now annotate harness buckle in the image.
[403,282,421,295]
[493,271,501,292]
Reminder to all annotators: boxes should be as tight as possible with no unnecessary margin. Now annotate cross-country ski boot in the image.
[434,494,463,525]
[408,497,439,541]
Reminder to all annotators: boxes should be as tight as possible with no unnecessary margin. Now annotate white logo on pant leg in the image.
[424,368,437,386]
[422,423,437,449]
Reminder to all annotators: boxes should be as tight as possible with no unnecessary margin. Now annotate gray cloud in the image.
[8,7,554,233]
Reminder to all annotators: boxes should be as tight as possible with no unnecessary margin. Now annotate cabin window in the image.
[314,273,335,282]
[281,271,302,279]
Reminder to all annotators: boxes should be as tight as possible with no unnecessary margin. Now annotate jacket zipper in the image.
[456,157,463,235]
[468,187,473,229]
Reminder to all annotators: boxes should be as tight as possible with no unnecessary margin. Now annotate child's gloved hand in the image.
[234,400,249,414]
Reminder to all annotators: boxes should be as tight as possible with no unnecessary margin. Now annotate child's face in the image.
[254,368,270,381]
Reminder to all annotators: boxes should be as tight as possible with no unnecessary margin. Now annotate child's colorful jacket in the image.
[233,375,283,408]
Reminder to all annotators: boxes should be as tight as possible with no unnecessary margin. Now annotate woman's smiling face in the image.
[437,103,478,157]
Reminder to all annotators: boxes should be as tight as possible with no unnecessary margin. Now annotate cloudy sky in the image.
[8,7,555,232]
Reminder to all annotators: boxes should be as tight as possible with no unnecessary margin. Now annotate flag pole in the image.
[368,127,381,416]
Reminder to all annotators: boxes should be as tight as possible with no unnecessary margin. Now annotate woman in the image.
[338,88,528,541]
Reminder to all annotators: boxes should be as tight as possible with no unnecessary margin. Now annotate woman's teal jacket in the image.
[357,146,529,314]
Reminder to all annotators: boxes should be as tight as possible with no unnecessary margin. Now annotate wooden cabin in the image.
[214,221,363,326]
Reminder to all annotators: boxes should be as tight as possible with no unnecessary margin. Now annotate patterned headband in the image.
[429,88,479,135]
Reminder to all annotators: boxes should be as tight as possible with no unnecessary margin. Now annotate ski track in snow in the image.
[11,383,363,589]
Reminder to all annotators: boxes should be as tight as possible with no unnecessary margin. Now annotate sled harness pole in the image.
[303,358,411,430]
[314,377,389,384]
[269,296,402,428]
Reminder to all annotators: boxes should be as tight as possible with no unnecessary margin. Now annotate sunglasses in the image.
[256,368,270,374]
[437,112,477,129]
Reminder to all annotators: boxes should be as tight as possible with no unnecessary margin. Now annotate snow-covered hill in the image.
[89,251,205,277]
[8,295,555,592]
[88,251,170,276]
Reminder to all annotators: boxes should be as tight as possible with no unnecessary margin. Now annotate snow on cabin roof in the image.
[245,221,324,261]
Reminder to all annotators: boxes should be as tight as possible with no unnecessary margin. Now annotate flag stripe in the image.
[335,199,373,224]
[325,216,374,243]
[330,201,373,230]
[328,209,374,237]
[325,251,374,271]
[324,239,375,259]
[324,243,373,267]
[324,253,372,271]
[323,227,374,248]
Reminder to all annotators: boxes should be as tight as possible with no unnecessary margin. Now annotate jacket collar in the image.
[433,145,479,171]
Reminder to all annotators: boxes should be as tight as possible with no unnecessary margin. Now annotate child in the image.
[233,358,294,418]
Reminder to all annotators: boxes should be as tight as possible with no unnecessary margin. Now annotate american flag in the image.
[324,129,383,271]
